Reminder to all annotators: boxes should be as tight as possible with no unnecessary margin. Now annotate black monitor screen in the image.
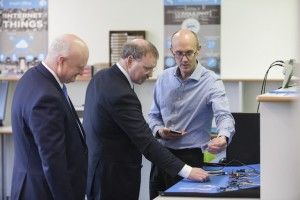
[226,113,260,165]
[0,81,9,126]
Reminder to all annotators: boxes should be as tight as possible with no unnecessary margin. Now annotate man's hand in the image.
[158,127,186,140]
[188,168,209,182]
[207,136,227,154]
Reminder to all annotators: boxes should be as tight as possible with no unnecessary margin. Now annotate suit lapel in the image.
[111,64,136,94]
[35,63,87,147]
[36,64,71,110]
[36,63,62,93]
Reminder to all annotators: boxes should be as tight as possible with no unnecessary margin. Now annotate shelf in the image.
[0,126,12,135]
[257,93,298,102]
[76,76,91,81]
[0,65,93,82]
[0,75,22,81]
[257,89,298,102]
[0,75,91,82]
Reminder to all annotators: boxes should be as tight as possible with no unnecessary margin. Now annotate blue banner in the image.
[0,0,47,9]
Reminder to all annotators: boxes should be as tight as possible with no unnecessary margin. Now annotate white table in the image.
[155,196,257,200]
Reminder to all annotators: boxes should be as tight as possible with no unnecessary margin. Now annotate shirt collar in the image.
[42,61,64,88]
[116,63,134,89]
[174,61,203,81]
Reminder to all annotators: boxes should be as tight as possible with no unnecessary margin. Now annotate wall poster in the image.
[0,0,48,77]
[164,0,221,74]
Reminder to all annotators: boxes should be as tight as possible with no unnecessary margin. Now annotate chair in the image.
[225,112,260,165]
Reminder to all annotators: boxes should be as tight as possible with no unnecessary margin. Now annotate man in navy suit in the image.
[83,39,209,200]
[11,34,89,200]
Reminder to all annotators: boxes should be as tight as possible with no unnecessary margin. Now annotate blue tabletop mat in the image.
[164,164,260,196]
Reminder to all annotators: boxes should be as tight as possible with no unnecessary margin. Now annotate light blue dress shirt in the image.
[148,62,235,150]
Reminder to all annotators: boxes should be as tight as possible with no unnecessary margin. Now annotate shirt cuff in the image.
[218,131,231,143]
[178,164,192,178]
[217,135,229,144]
[154,130,161,139]
[153,126,162,137]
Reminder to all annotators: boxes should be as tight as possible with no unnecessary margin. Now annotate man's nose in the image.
[181,54,189,61]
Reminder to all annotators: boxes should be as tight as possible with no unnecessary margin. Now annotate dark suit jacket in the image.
[83,65,185,200]
[11,63,88,200]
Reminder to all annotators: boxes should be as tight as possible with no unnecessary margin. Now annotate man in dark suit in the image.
[83,39,209,200]
[11,34,89,200]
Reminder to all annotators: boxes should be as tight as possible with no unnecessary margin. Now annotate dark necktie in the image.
[62,84,69,102]
[62,84,84,138]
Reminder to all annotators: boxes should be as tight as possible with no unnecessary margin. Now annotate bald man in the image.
[148,29,235,199]
[83,39,209,200]
[11,34,89,200]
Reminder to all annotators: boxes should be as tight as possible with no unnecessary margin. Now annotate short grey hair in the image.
[120,40,159,60]
[47,35,71,59]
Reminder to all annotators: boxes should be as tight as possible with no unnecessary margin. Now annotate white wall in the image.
[49,0,300,80]
[48,0,164,78]
[221,0,300,79]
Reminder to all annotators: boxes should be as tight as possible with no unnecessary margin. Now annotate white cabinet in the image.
[257,93,300,200]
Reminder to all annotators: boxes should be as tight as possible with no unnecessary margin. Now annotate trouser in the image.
[149,148,204,200]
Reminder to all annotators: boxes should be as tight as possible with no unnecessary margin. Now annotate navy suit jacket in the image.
[11,63,88,200]
[83,65,185,200]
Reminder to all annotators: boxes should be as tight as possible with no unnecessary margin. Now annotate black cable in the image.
[204,159,260,175]
[262,61,283,94]
[257,60,284,113]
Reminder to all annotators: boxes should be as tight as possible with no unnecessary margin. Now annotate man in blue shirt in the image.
[148,29,235,199]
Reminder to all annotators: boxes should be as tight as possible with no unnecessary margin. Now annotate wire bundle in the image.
[257,60,284,112]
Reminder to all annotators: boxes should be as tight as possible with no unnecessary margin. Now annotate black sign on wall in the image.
[164,0,221,75]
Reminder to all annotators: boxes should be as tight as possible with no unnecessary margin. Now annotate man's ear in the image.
[57,56,65,67]
[126,55,134,68]
[195,46,201,56]
[197,45,201,52]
